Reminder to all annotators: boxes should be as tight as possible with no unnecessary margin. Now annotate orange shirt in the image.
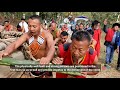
[4,25,13,31]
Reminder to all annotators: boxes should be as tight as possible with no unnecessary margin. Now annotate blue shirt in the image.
[111,31,117,44]
[117,36,120,46]
[116,32,120,46]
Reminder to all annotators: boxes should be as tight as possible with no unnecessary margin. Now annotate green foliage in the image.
[0,57,39,65]
[91,12,120,27]
[0,12,120,26]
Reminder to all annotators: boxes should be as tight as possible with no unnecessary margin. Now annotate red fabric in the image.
[17,28,22,32]
[58,44,66,58]
[56,73,68,78]
[93,29,101,57]
[56,45,97,78]
[57,40,64,46]
[4,25,12,31]
[56,74,86,78]
[105,28,115,42]
[81,50,97,65]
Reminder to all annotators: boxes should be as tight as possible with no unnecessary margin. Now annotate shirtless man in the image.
[0,15,55,77]
[49,22,60,40]
[4,21,14,31]
[0,15,55,63]
[54,31,69,46]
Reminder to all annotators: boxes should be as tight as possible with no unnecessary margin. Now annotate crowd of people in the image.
[0,15,120,78]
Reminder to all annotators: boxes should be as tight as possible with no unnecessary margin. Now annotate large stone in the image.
[10,50,25,60]
[0,42,7,51]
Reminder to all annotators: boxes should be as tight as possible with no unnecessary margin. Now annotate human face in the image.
[113,26,119,31]
[51,23,56,30]
[28,19,41,36]
[64,24,67,28]
[61,25,65,31]
[4,22,9,26]
[94,23,100,30]
[86,25,89,29]
[79,24,84,30]
[75,25,79,30]
[60,35,68,44]
[21,20,25,23]
[71,39,90,59]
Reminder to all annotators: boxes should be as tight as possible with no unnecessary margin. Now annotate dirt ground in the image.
[88,31,120,78]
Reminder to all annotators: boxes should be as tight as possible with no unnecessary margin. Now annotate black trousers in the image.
[117,46,120,67]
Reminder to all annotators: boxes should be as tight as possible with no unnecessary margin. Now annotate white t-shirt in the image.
[19,21,29,33]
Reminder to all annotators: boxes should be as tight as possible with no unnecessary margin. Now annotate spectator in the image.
[4,20,14,31]
[92,20,101,59]
[17,24,22,32]
[79,23,84,31]
[19,18,29,33]
[54,31,69,46]
[103,19,120,68]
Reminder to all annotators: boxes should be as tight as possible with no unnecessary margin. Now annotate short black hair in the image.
[92,20,100,27]
[87,29,94,36]
[75,24,79,26]
[17,24,21,28]
[71,30,91,43]
[4,20,9,23]
[4,20,10,25]
[29,15,41,23]
[21,18,25,20]
[60,31,68,36]
[112,23,120,28]
[79,23,84,26]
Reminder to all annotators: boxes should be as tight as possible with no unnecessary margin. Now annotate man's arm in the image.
[92,31,98,47]
[46,32,55,61]
[116,46,119,53]
[39,31,55,64]
[103,19,108,33]
[103,25,108,33]
[52,47,64,65]
[56,29,61,38]
[116,35,120,53]
[0,33,28,59]
[54,37,60,46]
